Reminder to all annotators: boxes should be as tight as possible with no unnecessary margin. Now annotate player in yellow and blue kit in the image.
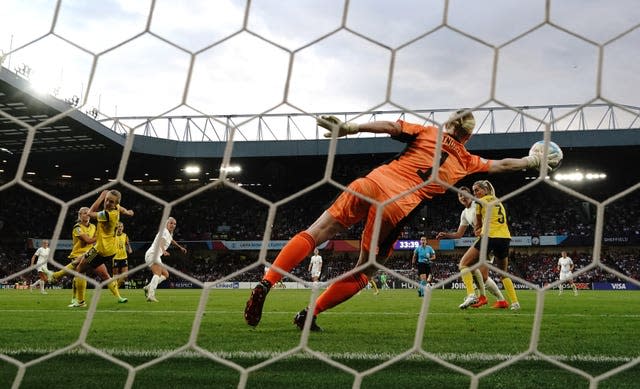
[112,222,132,288]
[457,180,520,310]
[67,207,96,307]
[49,207,97,307]
[51,190,134,303]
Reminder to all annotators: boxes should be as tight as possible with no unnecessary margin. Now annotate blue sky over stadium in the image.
[1,0,639,120]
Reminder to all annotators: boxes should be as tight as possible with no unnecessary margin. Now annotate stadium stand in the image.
[1,64,639,290]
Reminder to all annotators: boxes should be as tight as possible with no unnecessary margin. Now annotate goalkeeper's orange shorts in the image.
[327,177,406,257]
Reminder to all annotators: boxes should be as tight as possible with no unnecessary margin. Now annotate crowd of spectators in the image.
[2,177,638,245]
[1,154,638,287]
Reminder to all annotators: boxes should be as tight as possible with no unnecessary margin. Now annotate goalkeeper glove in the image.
[317,115,359,138]
[524,151,561,171]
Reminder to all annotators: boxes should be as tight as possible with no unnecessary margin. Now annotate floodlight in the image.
[220,165,241,174]
[184,165,201,175]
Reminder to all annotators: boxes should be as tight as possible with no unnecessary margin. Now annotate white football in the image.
[528,140,563,170]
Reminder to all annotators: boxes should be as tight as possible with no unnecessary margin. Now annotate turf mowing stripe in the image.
[3,308,640,319]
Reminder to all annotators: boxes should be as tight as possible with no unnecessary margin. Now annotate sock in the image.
[264,232,315,285]
[31,280,40,289]
[418,280,426,296]
[370,280,379,293]
[459,267,475,296]
[473,269,486,296]
[571,283,577,294]
[148,274,161,295]
[502,277,518,304]
[75,277,87,302]
[559,283,563,293]
[485,277,505,301]
[159,275,167,283]
[107,279,122,298]
[313,273,368,316]
[52,263,75,282]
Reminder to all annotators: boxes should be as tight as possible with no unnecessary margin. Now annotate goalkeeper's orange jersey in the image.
[365,120,492,216]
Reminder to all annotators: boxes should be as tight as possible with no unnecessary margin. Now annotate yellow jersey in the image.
[476,194,511,239]
[114,232,129,260]
[95,207,120,256]
[69,222,96,259]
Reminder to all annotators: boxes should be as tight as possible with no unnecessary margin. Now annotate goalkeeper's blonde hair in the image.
[445,109,475,142]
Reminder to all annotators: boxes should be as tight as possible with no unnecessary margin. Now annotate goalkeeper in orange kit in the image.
[245,110,561,331]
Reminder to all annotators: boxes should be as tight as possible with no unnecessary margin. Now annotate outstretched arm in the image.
[488,157,531,173]
[171,239,187,254]
[317,116,402,138]
[356,121,402,136]
[489,150,561,173]
[436,225,468,239]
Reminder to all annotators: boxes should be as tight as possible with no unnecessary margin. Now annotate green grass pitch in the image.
[1,287,638,388]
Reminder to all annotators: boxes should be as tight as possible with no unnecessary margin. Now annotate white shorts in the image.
[36,264,49,273]
[311,270,321,278]
[559,271,573,282]
[145,254,163,267]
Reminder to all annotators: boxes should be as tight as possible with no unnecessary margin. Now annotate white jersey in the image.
[459,203,496,263]
[309,254,323,277]
[460,203,477,228]
[145,228,172,266]
[558,256,574,281]
[34,247,50,272]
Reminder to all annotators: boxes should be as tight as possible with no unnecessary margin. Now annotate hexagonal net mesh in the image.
[1,1,639,388]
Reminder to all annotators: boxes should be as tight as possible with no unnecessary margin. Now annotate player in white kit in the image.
[557,251,578,296]
[309,248,323,287]
[29,240,53,294]
[143,217,187,302]
[436,187,508,308]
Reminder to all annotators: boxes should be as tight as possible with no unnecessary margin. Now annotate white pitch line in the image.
[0,347,634,363]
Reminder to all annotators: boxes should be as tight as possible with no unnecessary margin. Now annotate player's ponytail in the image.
[473,180,495,196]
[484,181,496,196]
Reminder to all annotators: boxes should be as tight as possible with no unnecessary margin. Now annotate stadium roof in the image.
[0,67,640,183]
[1,66,639,198]
[0,67,124,155]
[1,65,639,162]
